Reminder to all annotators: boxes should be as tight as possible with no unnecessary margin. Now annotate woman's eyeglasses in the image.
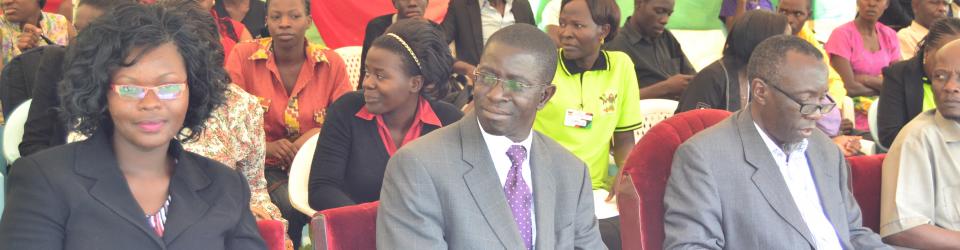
[112,83,187,101]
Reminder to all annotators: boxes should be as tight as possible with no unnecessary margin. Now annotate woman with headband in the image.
[224,0,352,246]
[308,18,462,212]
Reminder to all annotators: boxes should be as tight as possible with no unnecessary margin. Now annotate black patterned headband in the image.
[385,33,422,72]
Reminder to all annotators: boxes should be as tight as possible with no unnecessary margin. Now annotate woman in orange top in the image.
[224,0,351,247]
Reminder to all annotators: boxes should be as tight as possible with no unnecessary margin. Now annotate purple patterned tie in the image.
[504,145,532,249]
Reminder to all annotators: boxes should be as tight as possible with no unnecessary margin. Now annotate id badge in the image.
[564,109,593,128]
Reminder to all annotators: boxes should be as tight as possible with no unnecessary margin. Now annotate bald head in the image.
[482,24,559,85]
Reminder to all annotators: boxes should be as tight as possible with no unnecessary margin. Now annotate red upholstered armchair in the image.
[618,109,732,250]
[847,154,886,233]
[310,201,379,250]
[256,219,286,250]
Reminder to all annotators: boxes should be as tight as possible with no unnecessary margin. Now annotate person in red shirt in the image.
[224,0,351,247]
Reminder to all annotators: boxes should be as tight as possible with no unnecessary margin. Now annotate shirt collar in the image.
[796,23,817,42]
[247,37,330,64]
[621,20,653,45]
[477,117,533,157]
[559,49,609,75]
[934,110,960,142]
[909,21,929,33]
[355,96,442,127]
[753,122,809,157]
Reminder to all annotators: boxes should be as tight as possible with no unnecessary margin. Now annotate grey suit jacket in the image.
[376,113,607,249]
[0,131,266,250]
[663,108,890,250]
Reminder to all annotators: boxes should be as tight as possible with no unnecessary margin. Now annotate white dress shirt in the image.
[478,118,537,248]
[755,123,843,250]
[479,0,516,45]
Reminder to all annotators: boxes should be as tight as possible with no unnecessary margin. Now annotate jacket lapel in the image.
[530,132,556,249]
[459,114,525,248]
[465,0,484,53]
[805,138,844,238]
[74,132,165,247]
[161,143,212,245]
[905,57,925,118]
[735,109,817,248]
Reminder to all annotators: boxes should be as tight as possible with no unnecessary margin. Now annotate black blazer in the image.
[19,45,67,157]
[359,14,394,86]
[441,0,535,66]
[0,46,51,116]
[307,91,463,212]
[878,56,925,148]
[0,131,266,249]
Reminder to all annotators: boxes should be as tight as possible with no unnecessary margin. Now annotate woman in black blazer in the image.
[308,19,463,212]
[879,18,960,148]
[0,4,265,249]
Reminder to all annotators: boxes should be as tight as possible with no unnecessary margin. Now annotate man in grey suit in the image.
[663,35,891,250]
[376,24,607,250]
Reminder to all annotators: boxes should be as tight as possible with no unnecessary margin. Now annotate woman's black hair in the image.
[561,0,621,42]
[918,17,960,64]
[723,10,789,66]
[370,18,454,100]
[59,3,228,142]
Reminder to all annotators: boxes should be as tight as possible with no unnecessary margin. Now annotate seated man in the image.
[663,35,890,249]
[897,0,949,59]
[441,0,535,77]
[359,0,427,84]
[377,24,607,249]
[603,0,695,100]
[880,39,960,249]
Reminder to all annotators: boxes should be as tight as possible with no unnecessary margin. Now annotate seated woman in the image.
[224,0,352,246]
[308,18,463,212]
[195,0,252,58]
[534,0,641,190]
[676,10,789,113]
[0,4,264,249]
[879,18,960,148]
[825,0,901,131]
[0,0,74,65]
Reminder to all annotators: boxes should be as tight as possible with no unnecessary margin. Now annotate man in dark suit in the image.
[663,35,891,249]
[358,0,428,85]
[377,24,607,249]
[441,0,535,77]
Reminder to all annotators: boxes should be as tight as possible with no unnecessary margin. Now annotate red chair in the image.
[256,219,286,250]
[310,201,379,250]
[618,109,732,250]
[847,154,886,233]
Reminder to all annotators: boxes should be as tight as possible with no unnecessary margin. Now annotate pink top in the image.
[824,21,901,76]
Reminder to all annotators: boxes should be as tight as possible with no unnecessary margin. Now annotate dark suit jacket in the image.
[359,14,394,86]
[376,113,607,249]
[441,0,535,66]
[307,91,463,211]
[879,56,924,148]
[0,46,52,116]
[0,131,266,249]
[19,45,67,157]
[663,108,890,249]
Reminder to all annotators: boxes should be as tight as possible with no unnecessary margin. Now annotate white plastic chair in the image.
[3,99,31,164]
[867,97,887,151]
[334,46,363,90]
[635,99,679,142]
[289,133,320,217]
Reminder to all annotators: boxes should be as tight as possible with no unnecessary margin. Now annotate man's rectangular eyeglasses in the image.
[112,83,187,101]
[761,80,836,115]
[473,70,547,93]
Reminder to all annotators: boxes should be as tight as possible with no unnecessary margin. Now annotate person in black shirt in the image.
[603,0,695,100]
[308,18,462,212]
[359,0,428,85]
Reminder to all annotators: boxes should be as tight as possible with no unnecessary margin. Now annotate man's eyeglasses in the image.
[473,70,547,93]
[112,83,187,101]
[761,80,835,115]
